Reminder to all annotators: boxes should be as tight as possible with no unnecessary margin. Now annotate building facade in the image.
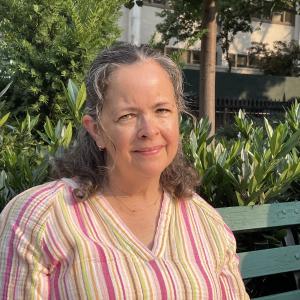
[118,1,300,74]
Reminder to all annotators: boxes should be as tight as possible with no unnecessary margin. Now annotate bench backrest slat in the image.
[254,289,300,300]
[238,245,300,278]
[217,201,300,233]
[217,201,300,299]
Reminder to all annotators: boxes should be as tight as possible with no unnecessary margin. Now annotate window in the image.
[252,10,295,26]
[152,0,165,3]
[251,0,295,25]
[272,12,284,23]
[248,54,260,68]
[283,11,295,25]
[165,47,180,57]
[252,11,269,21]
[228,53,236,67]
[189,50,201,64]
[237,54,247,67]
[164,47,203,65]
[165,47,188,64]
[143,0,167,7]
[272,11,295,25]
[228,53,261,69]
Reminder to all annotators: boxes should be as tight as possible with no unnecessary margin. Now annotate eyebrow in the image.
[116,101,174,113]
[153,101,174,108]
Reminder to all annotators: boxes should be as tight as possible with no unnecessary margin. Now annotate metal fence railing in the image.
[185,95,293,128]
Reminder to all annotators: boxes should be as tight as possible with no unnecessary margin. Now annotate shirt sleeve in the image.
[219,223,250,300]
[0,187,52,299]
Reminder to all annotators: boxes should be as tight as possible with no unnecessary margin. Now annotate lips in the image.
[133,145,164,155]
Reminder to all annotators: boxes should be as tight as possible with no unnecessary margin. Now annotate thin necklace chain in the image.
[106,186,163,214]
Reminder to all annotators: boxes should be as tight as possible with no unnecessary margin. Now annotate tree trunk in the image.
[199,0,217,135]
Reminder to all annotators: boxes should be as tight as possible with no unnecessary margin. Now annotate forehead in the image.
[108,59,173,90]
[102,59,176,109]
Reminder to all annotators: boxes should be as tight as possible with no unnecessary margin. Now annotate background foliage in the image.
[1,80,300,211]
[182,101,300,207]
[249,40,300,76]
[0,80,85,210]
[0,0,125,119]
[155,0,299,71]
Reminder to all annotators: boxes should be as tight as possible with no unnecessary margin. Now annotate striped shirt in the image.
[0,179,249,299]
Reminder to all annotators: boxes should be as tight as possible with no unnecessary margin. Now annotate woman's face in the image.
[85,59,179,182]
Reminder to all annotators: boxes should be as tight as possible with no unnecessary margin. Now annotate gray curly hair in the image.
[53,43,199,199]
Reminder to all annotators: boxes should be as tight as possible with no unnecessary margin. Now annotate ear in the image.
[82,115,105,149]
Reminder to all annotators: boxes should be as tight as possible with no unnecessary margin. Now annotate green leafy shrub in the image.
[0,80,85,210]
[0,0,125,119]
[2,77,300,212]
[181,102,300,207]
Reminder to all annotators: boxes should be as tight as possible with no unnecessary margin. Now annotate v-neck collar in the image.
[61,178,173,260]
[93,191,173,260]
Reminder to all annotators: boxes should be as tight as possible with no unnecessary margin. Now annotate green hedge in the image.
[1,81,300,211]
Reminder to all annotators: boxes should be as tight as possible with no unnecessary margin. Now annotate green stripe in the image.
[59,195,94,299]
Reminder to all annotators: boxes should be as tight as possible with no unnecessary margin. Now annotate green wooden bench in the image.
[217,201,300,300]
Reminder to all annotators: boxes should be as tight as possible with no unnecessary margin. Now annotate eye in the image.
[156,108,171,114]
[118,113,136,122]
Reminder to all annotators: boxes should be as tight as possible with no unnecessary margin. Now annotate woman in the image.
[0,43,249,299]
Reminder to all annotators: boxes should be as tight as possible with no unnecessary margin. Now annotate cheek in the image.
[170,130,180,150]
[105,130,132,155]
[163,119,180,146]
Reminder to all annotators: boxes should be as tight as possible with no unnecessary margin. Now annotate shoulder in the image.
[185,193,224,225]
[182,193,236,248]
[180,193,238,267]
[0,179,73,238]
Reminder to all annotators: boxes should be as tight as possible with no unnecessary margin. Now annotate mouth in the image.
[133,145,164,155]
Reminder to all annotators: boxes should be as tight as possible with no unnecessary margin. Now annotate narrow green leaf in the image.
[247,201,256,207]
[62,122,73,148]
[277,128,300,158]
[37,130,51,144]
[61,81,75,116]
[223,169,240,186]
[30,114,39,131]
[75,83,87,112]
[189,130,198,154]
[0,81,12,98]
[0,113,10,127]
[67,79,78,104]
[236,192,245,206]
[264,117,273,139]
[55,120,63,139]
[44,117,55,140]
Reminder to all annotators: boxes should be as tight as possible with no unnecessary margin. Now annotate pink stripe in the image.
[223,225,241,298]
[42,232,62,266]
[220,277,228,300]
[224,223,235,238]
[82,202,127,300]
[189,203,215,268]
[53,262,62,300]
[71,191,116,299]
[180,200,213,299]
[111,252,127,300]
[45,224,73,299]
[149,260,168,300]
[163,261,177,299]
[42,241,61,299]
[12,241,21,300]
[2,182,59,299]
[223,269,235,299]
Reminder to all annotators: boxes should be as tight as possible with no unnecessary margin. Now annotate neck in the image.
[102,173,163,212]
[108,169,161,195]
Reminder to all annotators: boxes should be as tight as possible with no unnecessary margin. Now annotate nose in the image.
[137,115,159,139]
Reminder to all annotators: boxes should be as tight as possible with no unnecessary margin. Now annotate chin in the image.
[135,164,171,179]
[139,169,164,178]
